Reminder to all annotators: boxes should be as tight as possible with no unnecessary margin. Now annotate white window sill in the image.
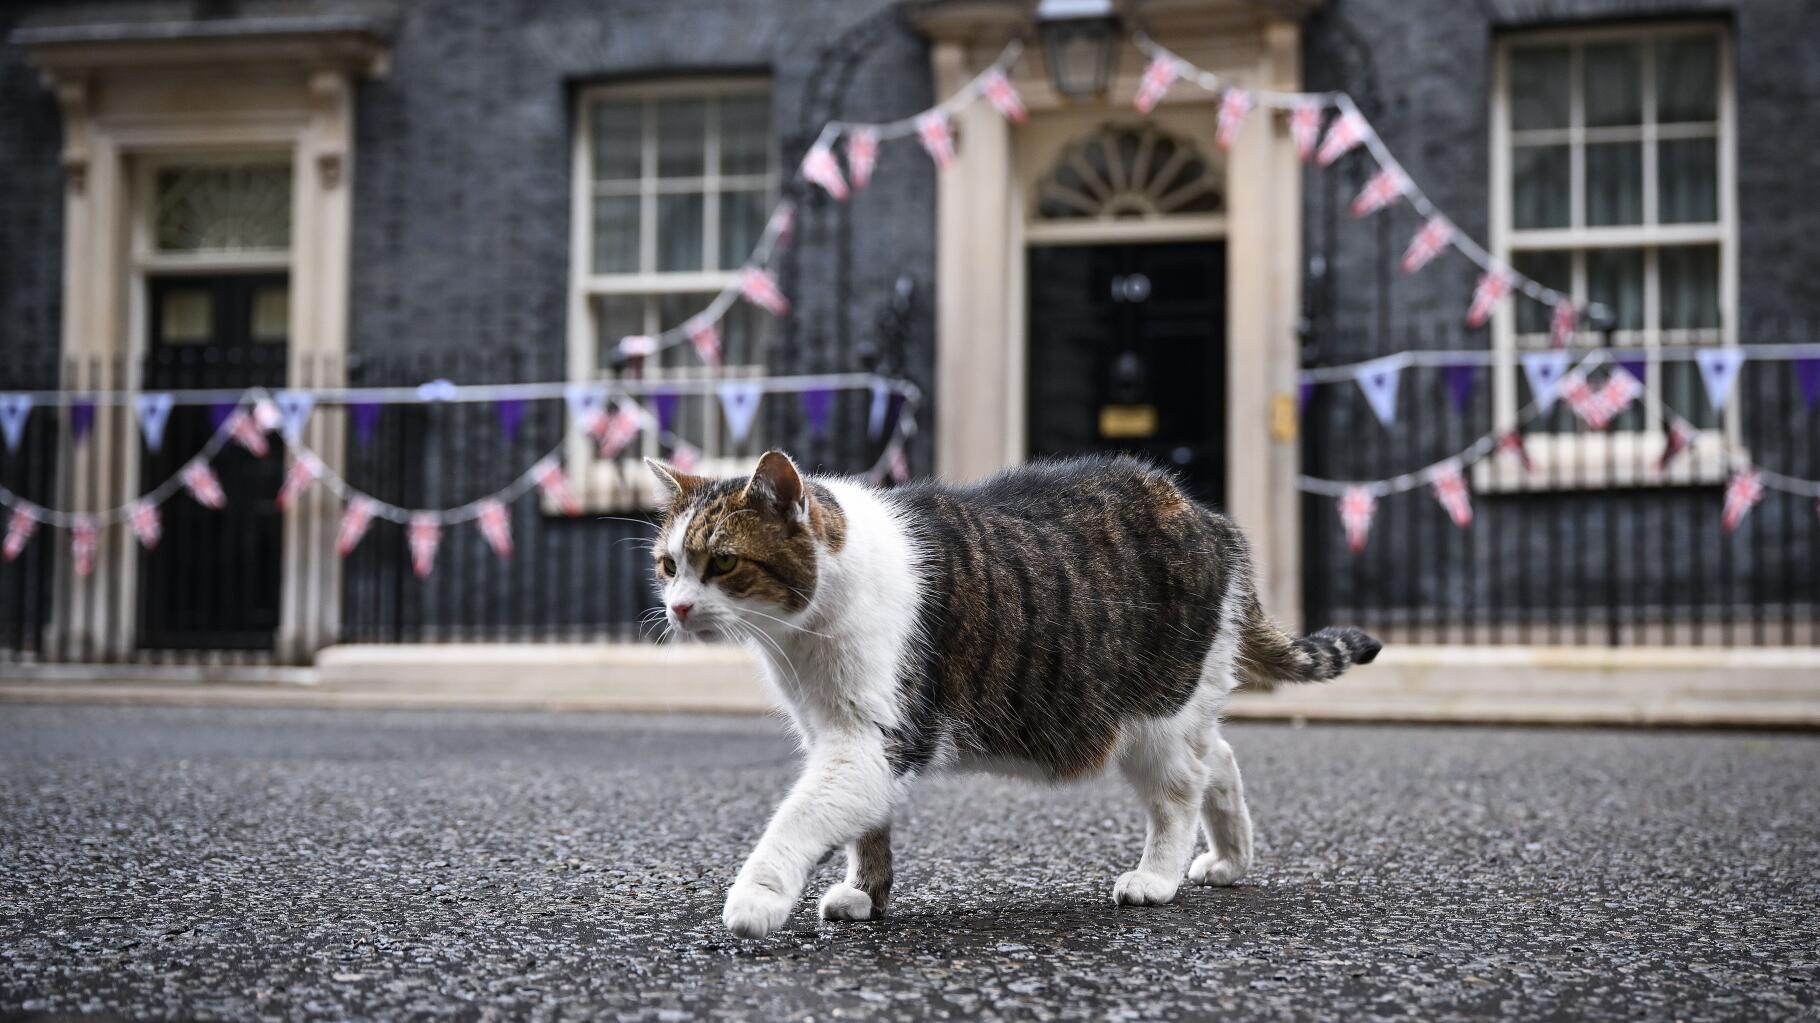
[1471,430,1737,493]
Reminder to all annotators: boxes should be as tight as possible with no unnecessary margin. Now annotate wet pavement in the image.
[1,704,1816,1021]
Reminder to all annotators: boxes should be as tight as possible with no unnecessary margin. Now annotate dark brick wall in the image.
[0,6,65,385]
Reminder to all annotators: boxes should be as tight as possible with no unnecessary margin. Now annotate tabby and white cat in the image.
[647,451,1379,938]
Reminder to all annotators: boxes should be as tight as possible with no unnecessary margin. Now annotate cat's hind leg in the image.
[1112,709,1213,906]
[1188,726,1253,886]
[818,823,893,921]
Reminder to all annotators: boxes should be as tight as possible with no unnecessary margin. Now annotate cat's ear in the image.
[645,457,704,512]
[744,450,807,522]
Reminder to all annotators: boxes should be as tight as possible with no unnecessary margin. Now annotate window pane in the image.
[1657,37,1718,123]
[719,95,771,176]
[591,101,643,181]
[656,193,705,272]
[717,294,775,367]
[592,195,640,274]
[1512,145,1570,229]
[1660,245,1719,330]
[251,286,288,343]
[1586,142,1642,226]
[656,99,706,178]
[154,165,292,253]
[718,190,766,270]
[1512,251,1571,334]
[1584,43,1642,127]
[1587,248,1644,331]
[160,289,212,344]
[1658,138,1717,224]
[595,295,646,369]
[1663,362,1718,428]
[1509,47,1570,130]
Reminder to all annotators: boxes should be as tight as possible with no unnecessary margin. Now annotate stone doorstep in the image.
[0,643,1816,727]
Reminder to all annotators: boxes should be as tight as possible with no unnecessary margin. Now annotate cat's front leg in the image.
[724,731,892,938]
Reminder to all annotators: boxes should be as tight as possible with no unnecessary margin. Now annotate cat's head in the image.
[645,450,844,639]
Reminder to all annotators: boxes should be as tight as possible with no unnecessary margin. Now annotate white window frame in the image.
[1484,22,1738,492]
[565,78,776,510]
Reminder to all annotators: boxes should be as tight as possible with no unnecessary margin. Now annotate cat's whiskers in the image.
[734,604,832,641]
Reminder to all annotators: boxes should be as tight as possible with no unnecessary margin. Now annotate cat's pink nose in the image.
[670,603,692,622]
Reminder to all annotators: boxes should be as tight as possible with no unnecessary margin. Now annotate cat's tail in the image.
[1234,593,1381,687]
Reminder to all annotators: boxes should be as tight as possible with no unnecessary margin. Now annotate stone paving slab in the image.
[2,706,1817,1021]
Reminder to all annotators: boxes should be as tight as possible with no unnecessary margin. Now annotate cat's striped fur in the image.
[648,451,1379,938]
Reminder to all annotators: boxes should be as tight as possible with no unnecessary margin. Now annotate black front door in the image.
[140,275,289,651]
[1027,241,1227,506]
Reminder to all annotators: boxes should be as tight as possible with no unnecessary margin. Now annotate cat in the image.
[646,450,1380,938]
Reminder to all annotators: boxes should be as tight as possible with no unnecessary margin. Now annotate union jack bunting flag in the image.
[1133,56,1181,114]
[71,516,97,578]
[1290,100,1322,162]
[1316,110,1369,166]
[477,499,512,560]
[408,514,441,579]
[336,497,377,557]
[981,68,1027,124]
[1497,429,1533,473]
[1656,420,1693,473]
[1550,299,1577,348]
[846,128,879,191]
[274,449,322,509]
[1339,486,1377,555]
[3,505,37,561]
[739,267,790,317]
[1351,166,1408,218]
[1430,463,1473,529]
[596,407,643,460]
[767,203,796,251]
[1216,88,1252,150]
[686,317,722,368]
[1583,369,1643,430]
[1721,469,1763,533]
[181,461,227,509]
[1401,215,1453,274]
[1465,268,1511,328]
[532,457,581,517]
[616,335,659,360]
[802,144,848,201]
[915,110,955,170]
[129,500,161,551]
[228,412,269,458]
[670,441,700,475]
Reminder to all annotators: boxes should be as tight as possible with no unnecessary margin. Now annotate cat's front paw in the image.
[817,882,876,922]
[723,881,795,938]
[1188,852,1247,886]
[1112,870,1180,906]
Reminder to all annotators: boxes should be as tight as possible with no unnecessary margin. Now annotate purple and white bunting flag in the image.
[802,144,849,200]
[70,401,95,444]
[1354,357,1402,426]
[0,394,31,453]
[846,128,879,191]
[800,388,835,438]
[651,391,680,435]
[1350,166,1408,218]
[409,515,441,579]
[868,382,891,439]
[1794,358,1820,411]
[134,394,174,453]
[477,499,512,560]
[1216,88,1252,150]
[1133,56,1181,114]
[915,110,955,170]
[351,403,382,448]
[1339,487,1376,555]
[1401,216,1453,274]
[181,461,227,510]
[981,68,1027,124]
[3,505,38,561]
[1520,350,1571,413]
[1694,348,1746,413]
[274,391,315,444]
[129,499,161,551]
[717,382,764,445]
[1443,365,1478,415]
[493,398,527,443]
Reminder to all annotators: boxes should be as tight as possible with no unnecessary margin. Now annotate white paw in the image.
[1112,870,1180,906]
[817,883,875,922]
[1188,852,1248,886]
[723,881,795,938]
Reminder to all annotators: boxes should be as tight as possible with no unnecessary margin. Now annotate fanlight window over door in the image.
[151,164,293,256]
[1034,123,1224,222]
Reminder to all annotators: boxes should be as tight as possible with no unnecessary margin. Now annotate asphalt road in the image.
[1,705,1815,1022]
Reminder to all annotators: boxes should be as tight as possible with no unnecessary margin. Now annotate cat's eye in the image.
[708,552,739,575]
[657,555,676,577]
